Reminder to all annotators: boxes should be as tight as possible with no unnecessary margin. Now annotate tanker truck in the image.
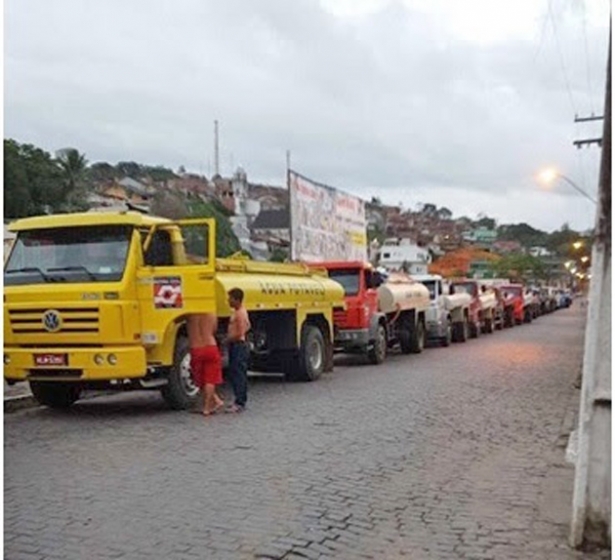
[3,212,345,409]
[308,261,429,364]
[412,274,471,346]
[450,279,498,339]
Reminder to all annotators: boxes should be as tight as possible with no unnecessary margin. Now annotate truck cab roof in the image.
[307,261,373,271]
[9,211,170,232]
[412,274,443,282]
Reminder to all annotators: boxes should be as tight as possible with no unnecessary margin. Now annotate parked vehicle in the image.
[3,212,346,409]
[413,274,471,346]
[497,284,524,326]
[309,261,430,364]
[450,279,498,338]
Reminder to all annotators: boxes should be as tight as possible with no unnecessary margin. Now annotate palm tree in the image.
[57,148,88,197]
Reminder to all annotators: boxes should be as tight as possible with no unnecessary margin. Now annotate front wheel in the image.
[161,335,200,410]
[367,324,387,365]
[29,381,81,409]
[291,325,326,382]
[452,320,468,343]
[441,318,452,347]
[409,320,425,354]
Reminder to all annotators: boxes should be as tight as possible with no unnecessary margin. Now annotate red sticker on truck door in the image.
[153,277,183,309]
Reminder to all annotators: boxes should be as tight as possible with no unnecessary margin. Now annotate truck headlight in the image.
[3,354,10,365]
[94,354,105,365]
[108,354,118,365]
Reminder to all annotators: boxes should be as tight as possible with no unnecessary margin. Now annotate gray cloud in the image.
[4,0,609,231]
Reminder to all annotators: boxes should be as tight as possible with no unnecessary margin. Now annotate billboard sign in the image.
[289,170,367,262]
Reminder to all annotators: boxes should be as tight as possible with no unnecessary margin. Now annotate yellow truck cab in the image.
[4,211,345,409]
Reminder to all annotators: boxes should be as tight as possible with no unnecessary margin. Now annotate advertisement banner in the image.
[289,170,367,262]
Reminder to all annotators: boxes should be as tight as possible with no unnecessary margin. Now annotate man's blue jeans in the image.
[228,342,249,407]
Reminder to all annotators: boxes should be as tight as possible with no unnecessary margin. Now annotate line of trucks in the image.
[3,211,573,410]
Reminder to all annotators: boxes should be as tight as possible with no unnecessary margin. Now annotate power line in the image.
[580,0,596,113]
[547,0,578,115]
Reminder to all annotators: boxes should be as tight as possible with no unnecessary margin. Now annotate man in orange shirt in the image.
[226,288,251,413]
[187,312,224,416]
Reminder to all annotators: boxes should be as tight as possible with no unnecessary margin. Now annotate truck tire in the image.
[409,319,425,354]
[504,309,514,328]
[293,325,326,382]
[161,335,200,410]
[470,320,481,339]
[367,323,387,365]
[399,316,413,354]
[441,318,452,347]
[29,381,81,409]
[452,320,468,343]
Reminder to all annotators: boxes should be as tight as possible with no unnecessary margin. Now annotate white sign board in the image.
[289,171,367,262]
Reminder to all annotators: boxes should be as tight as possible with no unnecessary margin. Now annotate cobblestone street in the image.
[4,305,609,559]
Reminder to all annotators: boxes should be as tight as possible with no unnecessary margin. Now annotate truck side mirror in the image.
[365,271,383,289]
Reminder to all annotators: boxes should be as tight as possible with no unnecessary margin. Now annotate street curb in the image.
[4,394,39,413]
[4,390,115,413]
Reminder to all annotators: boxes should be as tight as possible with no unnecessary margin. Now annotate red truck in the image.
[450,279,498,338]
[309,261,430,364]
[499,284,532,325]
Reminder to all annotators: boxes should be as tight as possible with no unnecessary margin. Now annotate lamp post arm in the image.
[559,175,597,204]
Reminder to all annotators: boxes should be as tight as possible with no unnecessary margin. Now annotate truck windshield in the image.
[453,282,476,296]
[4,225,131,285]
[421,281,437,300]
[501,286,522,298]
[328,269,360,296]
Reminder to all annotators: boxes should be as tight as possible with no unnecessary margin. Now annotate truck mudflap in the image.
[4,346,147,382]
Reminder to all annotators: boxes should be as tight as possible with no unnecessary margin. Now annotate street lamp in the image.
[573,241,583,250]
[536,168,597,204]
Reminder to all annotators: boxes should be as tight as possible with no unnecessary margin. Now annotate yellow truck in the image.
[3,211,345,409]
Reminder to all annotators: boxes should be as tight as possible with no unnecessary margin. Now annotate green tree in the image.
[56,148,89,210]
[116,161,142,178]
[143,165,177,183]
[437,207,453,220]
[187,198,241,257]
[489,253,546,282]
[497,223,547,248]
[269,247,289,262]
[4,139,64,218]
[88,162,116,183]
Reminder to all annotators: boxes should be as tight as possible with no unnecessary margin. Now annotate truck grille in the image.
[333,309,349,328]
[9,308,100,334]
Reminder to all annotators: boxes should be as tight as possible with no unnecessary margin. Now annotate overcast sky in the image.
[4,0,610,232]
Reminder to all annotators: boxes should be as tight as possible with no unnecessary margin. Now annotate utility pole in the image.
[286,150,293,261]
[574,115,605,149]
[214,120,220,177]
[570,26,611,550]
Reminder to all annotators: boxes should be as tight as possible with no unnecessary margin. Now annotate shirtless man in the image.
[187,313,224,416]
[225,288,251,413]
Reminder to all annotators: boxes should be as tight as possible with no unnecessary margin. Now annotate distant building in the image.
[463,226,498,244]
[492,240,522,254]
[378,238,431,275]
[250,208,290,243]
[100,177,154,209]
[528,246,552,257]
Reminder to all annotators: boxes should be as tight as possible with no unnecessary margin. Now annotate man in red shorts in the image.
[188,312,224,416]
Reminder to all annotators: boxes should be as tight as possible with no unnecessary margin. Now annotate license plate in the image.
[34,354,68,366]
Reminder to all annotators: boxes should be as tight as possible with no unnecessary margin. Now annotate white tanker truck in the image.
[413,274,472,346]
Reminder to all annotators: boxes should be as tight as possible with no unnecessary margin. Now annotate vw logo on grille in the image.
[42,310,62,333]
